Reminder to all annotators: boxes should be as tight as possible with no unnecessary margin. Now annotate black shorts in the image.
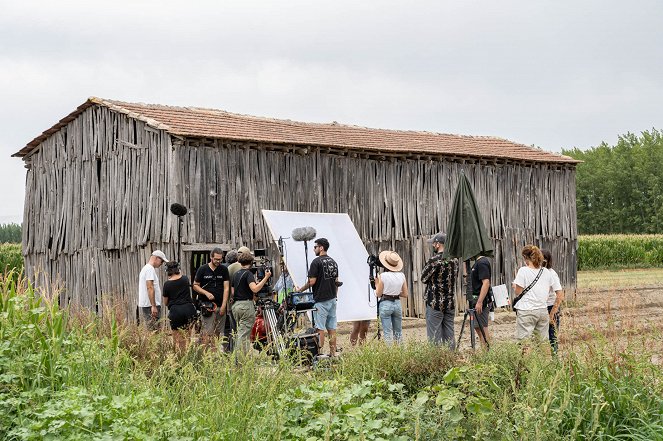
[472,304,491,329]
[168,303,197,330]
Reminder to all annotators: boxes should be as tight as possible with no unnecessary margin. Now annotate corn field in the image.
[0,244,22,275]
[2,235,663,278]
[578,234,663,270]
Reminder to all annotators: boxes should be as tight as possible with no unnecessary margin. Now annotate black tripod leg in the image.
[456,311,469,350]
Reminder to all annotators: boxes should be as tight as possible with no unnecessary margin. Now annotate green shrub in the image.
[329,341,459,392]
[578,234,663,270]
[1,274,661,440]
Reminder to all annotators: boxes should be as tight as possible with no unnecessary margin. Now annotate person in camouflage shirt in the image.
[421,233,458,349]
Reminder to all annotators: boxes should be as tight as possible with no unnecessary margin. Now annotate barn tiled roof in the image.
[14,97,579,164]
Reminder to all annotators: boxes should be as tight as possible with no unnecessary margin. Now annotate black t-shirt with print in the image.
[163,275,195,308]
[470,257,493,306]
[232,268,256,302]
[308,255,338,303]
[194,264,230,306]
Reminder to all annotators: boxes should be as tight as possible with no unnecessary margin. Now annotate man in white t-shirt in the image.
[138,250,168,330]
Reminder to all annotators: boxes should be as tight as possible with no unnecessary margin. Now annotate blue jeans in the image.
[313,298,337,331]
[379,299,402,345]
[547,305,560,353]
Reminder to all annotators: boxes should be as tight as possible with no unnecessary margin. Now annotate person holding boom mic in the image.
[296,237,340,357]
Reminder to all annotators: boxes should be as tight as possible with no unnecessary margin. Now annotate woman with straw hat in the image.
[375,250,409,345]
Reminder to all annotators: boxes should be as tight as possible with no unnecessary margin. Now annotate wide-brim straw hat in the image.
[379,250,403,272]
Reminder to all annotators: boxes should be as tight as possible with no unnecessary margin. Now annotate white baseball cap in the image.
[151,250,169,262]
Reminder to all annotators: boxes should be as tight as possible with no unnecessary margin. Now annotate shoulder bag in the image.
[512,268,543,312]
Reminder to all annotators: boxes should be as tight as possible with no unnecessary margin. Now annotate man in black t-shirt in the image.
[193,247,230,348]
[470,255,493,346]
[296,237,339,356]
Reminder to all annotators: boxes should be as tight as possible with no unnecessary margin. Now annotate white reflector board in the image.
[492,284,510,308]
[261,210,377,322]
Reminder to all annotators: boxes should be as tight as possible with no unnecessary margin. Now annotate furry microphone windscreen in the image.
[291,226,317,242]
[170,203,188,217]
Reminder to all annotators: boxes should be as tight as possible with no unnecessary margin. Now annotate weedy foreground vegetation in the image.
[1,271,662,440]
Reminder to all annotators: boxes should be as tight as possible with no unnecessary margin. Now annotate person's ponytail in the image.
[522,245,544,268]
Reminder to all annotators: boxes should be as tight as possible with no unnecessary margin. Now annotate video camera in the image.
[366,254,384,290]
[249,249,274,297]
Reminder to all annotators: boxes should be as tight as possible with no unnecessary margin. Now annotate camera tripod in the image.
[456,306,490,351]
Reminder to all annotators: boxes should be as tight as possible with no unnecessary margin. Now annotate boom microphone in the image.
[170,203,188,217]
[291,226,316,242]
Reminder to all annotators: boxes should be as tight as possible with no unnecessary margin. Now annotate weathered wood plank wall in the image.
[175,139,577,317]
[22,106,176,320]
[21,105,577,321]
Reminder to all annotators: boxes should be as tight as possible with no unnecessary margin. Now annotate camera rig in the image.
[248,249,273,298]
[249,248,319,364]
[366,254,383,290]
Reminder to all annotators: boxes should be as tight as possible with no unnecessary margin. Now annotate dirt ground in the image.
[331,269,663,359]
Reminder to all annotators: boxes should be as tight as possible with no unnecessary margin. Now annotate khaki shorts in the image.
[200,311,226,337]
[515,308,549,341]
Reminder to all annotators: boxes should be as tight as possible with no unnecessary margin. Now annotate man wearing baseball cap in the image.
[227,246,252,281]
[138,250,169,331]
[421,233,458,348]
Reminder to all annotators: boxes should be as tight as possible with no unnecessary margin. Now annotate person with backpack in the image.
[512,245,561,341]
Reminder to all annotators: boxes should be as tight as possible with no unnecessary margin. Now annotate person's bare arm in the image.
[475,279,490,314]
[146,280,158,318]
[193,281,215,301]
[220,281,230,315]
[399,279,409,298]
[298,276,317,292]
[375,275,383,298]
[249,270,273,294]
[550,289,564,317]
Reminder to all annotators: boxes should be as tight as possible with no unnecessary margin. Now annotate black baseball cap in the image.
[427,233,446,244]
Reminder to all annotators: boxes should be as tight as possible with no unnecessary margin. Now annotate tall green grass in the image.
[578,234,663,270]
[0,272,661,440]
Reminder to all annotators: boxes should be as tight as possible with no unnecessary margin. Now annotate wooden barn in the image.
[14,97,579,320]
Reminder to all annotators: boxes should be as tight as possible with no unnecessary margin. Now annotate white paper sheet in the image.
[261,210,377,322]
[492,284,510,308]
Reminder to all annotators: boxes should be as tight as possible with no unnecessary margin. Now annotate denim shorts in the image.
[313,298,337,331]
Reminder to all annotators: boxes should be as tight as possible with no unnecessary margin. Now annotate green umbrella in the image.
[443,172,494,261]
[443,171,494,351]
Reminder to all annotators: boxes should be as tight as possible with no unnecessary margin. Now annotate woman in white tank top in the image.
[375,251,409,345]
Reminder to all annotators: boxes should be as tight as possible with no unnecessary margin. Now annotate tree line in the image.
[0,223,22,243]
[563,129,663,234]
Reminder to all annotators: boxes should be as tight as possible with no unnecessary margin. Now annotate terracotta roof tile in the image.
[13,97,579,164]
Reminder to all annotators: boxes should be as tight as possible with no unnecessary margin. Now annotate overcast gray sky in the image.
[1,0,662,224]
